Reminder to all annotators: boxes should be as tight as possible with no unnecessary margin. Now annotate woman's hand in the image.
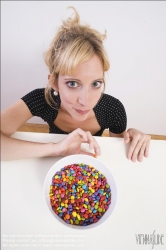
[123,128,151,162]
[54,128,101,157]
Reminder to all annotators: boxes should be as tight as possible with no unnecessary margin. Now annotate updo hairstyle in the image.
[44,6,110,107]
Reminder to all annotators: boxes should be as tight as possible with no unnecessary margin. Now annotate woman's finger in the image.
[79,149,96,157]
[137,140,147,162]
[127,134,140,160]
[130,135,147,162]
[137,135,150,161]
[124,131,130,143]
[86,131,101,156]
[70,128,88,143]
[144,136,151,157]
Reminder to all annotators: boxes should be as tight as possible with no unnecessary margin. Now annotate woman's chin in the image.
[71,113,89,122]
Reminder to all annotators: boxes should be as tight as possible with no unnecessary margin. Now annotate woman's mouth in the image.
[74,109,90,115]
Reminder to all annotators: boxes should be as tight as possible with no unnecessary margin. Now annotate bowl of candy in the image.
[43,154,117,229]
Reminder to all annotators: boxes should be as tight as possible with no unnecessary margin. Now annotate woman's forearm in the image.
[1,128,101,161]
[1,132,56,161]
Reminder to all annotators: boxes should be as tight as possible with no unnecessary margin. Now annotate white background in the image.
[1,1,166,135]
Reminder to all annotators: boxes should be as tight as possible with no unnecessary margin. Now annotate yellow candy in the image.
[64,204,68,208]
[76,207,79,210]
[76,214,81,220]
[84,198,88,202]
[94,175,98,179]
[55,175,59,179]
[72,212,77,217]
[61,202,64,206]
[71,196,75,200]
[91,182,94,186]
[70,219,73,224]
[87,173,90,176]
[83,204,87,208]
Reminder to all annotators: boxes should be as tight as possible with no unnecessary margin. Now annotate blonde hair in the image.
[44,6,110,107]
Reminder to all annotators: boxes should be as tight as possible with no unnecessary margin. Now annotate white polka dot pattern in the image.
[21,88,127,136]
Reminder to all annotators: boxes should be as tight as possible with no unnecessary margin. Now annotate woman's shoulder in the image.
[21,88,59,122]
[21,88,60,106]
[21,88,45,100]
[96,93,123,108]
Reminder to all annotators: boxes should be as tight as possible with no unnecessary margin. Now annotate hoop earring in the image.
[53,91,58,96]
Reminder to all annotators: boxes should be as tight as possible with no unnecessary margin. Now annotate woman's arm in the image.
[1,100,100,161]
[109,129,151,162]
[1,99,53,160]
[1,99,34,136]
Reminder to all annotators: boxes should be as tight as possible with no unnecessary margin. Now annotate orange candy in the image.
[65,214,70,220]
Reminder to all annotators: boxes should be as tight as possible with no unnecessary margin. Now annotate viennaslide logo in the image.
[135,230,164,249]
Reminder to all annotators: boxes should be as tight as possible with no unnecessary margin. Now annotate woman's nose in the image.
[77,89,89,106]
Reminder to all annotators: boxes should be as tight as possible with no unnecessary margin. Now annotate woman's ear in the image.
[48,73,59,92]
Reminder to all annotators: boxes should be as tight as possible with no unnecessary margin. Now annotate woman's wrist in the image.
[46,142,57,157]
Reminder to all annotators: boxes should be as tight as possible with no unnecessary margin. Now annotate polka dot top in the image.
[21,88,127,136]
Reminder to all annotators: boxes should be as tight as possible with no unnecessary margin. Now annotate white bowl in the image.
[43,154,117,230]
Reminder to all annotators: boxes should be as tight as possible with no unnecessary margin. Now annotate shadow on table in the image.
[34,156,62,188]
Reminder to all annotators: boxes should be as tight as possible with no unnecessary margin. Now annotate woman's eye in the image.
[92,81,102,88]
[66,81,78,88]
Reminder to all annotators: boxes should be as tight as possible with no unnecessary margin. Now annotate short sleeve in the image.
[21,88,46,117]
[109,99,127,134]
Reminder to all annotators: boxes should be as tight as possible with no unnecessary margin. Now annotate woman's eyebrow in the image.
[64,77,81,81]
[64,77,104,82]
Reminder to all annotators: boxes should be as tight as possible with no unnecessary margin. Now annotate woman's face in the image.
[56,54,104,121]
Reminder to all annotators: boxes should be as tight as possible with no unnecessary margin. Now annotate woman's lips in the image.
[74,109,90,114]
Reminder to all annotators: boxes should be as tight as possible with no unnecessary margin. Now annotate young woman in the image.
[1,7,150,161]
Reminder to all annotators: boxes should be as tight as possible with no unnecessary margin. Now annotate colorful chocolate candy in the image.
[49,163,111,226]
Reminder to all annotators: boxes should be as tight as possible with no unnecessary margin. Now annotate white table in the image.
[1,132,166,250]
